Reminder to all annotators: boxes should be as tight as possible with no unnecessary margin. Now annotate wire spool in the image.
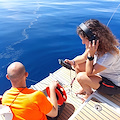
[46,84,67,105]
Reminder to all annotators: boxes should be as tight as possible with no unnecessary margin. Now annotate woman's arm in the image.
[86,62,106,76]
[85,40,106,76]
[65,49,88,66]
[73,49,88,65]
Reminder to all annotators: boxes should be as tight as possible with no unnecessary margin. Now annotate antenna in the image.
[107,4,120,26]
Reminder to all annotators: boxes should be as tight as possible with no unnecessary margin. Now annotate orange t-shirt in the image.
[2,87,53,120]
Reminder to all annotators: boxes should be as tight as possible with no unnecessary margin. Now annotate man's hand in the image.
[0,95,2,104]
[49,80,58,90]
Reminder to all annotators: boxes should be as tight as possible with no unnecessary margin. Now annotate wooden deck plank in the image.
[73,96,120,120]
[74,115,83,120]
[74,114,84,120]
[89,98,120,119]
[85,102,104,120]
[57,103,75,120]
[31,67,120,120]
[79,108,97,120]
[91,98,120,119]
[78,105,101,120]
[98,92,120,106]
[76,110,92,120]
[82,103,107,120]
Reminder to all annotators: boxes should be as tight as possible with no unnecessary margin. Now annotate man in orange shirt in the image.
[2,62,61,120]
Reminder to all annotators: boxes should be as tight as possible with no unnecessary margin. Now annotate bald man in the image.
[2,62,59,120]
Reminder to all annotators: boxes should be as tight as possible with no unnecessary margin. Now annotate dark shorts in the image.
[46,102,65,120]
[97,76,120,95]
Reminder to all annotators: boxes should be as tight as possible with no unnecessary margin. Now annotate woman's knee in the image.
[76,72,86,83]
[74,63,86,73]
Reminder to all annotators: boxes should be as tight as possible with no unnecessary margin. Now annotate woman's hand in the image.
[85,40,99,75]
[64,59,75,66]
[87,40,99,56]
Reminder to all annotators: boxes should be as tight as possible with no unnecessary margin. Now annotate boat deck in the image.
[31,67,120,120]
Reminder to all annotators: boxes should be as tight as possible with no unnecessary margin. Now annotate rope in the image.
[26,78,39,83]
[107,4,120,26]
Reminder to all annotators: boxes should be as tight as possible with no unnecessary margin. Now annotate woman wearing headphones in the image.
[65,19,120,102]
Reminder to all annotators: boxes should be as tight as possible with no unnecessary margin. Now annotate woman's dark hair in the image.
[77,19,119,56]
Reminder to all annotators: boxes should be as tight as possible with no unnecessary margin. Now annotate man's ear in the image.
[6,74,10,80]
[25,72,28,78]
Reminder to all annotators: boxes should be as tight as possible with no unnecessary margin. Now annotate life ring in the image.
[46,84,67,105]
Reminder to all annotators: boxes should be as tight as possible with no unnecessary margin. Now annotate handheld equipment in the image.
[46,84,67,105]
[58,59,75,71]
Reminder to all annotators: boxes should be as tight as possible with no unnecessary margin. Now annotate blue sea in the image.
[0,0,120,95]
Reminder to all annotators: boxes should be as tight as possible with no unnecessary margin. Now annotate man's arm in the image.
[46,81,58,117]
[0,95,2,104]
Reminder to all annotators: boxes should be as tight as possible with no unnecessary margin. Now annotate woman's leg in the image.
[76,72,102,99]
[74,62,86,94]
[74,62,86,73]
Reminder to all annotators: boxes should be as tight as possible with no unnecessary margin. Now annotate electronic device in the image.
[79,23,97,43]
[58,59,75,71]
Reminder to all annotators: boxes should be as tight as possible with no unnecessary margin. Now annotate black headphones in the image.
[79,23,96,41]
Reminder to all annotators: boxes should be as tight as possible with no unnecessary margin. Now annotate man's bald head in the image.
[7,62,26,81]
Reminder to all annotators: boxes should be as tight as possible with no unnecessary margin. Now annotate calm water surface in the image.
[0,0,120,94]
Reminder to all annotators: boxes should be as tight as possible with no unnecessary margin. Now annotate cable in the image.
[107,4,120,26]
[27,78,39,83]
